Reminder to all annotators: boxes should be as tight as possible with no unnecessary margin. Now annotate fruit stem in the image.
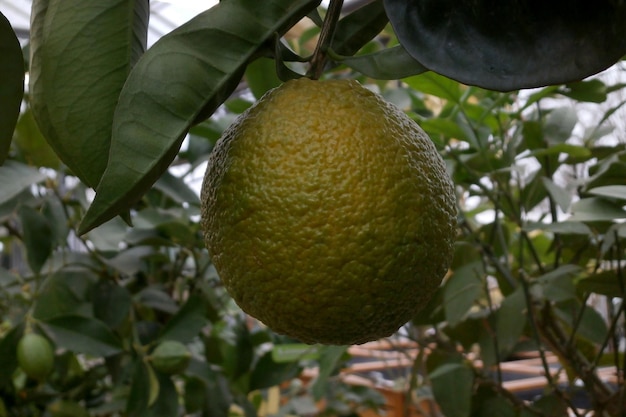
[308,0,344,80]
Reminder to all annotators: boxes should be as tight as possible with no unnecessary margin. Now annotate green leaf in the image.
[560,79,607,103]
[154,171,200,206]
[272,343,321,363]
[569,197,626,222]
[536,265,582,302]
[474,391,517,417]
[245,57,282,100]
[420,118,469,142]
[0,12,24,164]
[543,107,578,144]
[429,362,474,417]
[404,71,462,103]
[158,294,207,343]
[588,185,626,201]
[126,360,151,416]
[495,286,526,357]
[186,359,232,417]
[531,143,591,160]
[92,278,132,329]
[78,0,321,234]
[249,350,301,391]
[523,221,592,236]
[332,0,388,56]
[333,45,427,80]
[312,346,348,400]
[33,270,96,321]
[19,205,54,274]
[0,161,46,205]
[577,270,626,297]
[522,392,568,417]
[29,0,150,187]
[443,261,484,326]
[573,306,608,345]
[384,0,626,91]
[146,373,178,417]
[40,314,124,357]
[13,108,60,169]
[0,322,25,387]
[541,177,571,212]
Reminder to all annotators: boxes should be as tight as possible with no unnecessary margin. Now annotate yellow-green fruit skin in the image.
[201,78,456,345]
[17,333,55,380]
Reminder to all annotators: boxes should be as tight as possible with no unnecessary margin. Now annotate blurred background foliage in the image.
[1,1,626,416]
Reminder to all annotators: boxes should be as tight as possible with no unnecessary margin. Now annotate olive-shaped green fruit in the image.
[149,340,191,374]
[16,333,55,380]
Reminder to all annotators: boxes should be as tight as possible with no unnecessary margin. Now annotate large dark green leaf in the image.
[0,12,24,164]
[29,0,149,187]
[78,0,321,234]
[384,0,626,91]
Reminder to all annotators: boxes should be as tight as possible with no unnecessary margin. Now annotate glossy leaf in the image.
[0,12,24,164]
[41,314,124,357]
[78,0,321,234]
[384,0,626,91]
[29,0,149,188]
[0,161,46,205]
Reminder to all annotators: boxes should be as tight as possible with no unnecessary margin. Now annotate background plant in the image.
[1,0,626,416]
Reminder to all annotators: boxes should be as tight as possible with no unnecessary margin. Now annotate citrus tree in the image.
[1,0,626,416]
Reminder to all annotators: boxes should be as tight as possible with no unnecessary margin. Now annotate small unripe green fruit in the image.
[17,333,55,380]
[149,340,191,374]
